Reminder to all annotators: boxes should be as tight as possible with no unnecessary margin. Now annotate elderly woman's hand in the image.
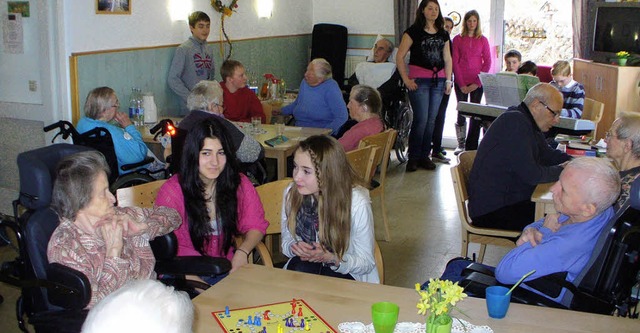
[116,212,149,237]
[97,215,125,258]
[114,111,134,128]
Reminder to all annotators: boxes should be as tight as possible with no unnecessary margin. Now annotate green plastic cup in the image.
[371,302,399,333]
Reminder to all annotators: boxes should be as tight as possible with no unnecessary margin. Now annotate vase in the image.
[618,58,627,66]
[426,314,453,333]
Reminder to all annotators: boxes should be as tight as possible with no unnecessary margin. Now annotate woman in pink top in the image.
[156,117,268,284]
[452,10,491,153]
[339,85,385,151]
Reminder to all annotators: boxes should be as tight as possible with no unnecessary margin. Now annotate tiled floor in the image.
[0,150,511,332]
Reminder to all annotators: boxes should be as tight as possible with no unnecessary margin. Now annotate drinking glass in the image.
[485,286,511,319]
[371,302,399,333]
[251,117,262,134]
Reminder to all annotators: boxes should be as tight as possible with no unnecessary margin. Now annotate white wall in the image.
[66,0,313,53]
[312,0,394,35]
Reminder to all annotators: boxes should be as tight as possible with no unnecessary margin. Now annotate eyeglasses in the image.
[605,130,617,140]
[539,100,561,118]
[110,102,120,109]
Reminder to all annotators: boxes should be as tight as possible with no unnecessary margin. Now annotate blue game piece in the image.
[225,306,230,317]
[300,319,305,328]
[254,316,261,326]
[247,316,253,325]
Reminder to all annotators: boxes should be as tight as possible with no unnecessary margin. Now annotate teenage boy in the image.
[503,49,522,72]
[168,11,214,114]
[220,60,266,123]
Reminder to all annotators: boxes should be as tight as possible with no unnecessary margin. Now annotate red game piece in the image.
[263,310,271,320]
[291,299,297,314]
[297,307,303,317]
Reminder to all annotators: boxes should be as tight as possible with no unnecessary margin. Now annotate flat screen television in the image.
[592,3,640,62]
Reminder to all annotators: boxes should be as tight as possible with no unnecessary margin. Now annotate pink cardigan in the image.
[155,173,268,259]
[452,34,491,87]
[338,117,384,152]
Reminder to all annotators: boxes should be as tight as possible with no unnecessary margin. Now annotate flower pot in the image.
[426,314,453,333]
[619,58,627,66]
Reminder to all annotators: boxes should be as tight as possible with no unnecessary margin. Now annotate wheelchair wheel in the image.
[394,105,412,163]
[109,173,156,193]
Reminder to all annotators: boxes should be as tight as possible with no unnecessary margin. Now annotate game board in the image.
[212,299,336,333]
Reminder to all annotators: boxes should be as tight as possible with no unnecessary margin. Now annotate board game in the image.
[212,299,336,333]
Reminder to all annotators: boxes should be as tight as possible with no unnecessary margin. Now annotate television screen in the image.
[593,6,640,54]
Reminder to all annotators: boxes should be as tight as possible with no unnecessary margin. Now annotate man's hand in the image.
[114,112,133,128]
[542,213,562,233]
[516,227,543,247]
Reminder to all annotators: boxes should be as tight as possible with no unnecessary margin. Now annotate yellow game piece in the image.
[304,322,310,331]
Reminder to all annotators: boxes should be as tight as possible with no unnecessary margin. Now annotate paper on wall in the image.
[3,12,23,54]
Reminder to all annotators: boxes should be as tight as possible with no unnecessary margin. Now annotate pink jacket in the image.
[452,34,491,87]
[338,117,384,152]
[155,173,268,259]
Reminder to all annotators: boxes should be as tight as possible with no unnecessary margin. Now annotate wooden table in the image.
[192,265,639,333]
[531,182,555,220]
[141,120,330,180]
[242,123,331,180]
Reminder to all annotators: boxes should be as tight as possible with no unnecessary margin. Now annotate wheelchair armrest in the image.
[46,263,91,310]
[155,256,231,277]
[462,263,495,277]
[120,156,155,172]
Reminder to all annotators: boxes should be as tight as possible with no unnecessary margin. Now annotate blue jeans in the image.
[408,78,445,160]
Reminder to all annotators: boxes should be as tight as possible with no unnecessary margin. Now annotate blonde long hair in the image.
[461,10,483,38]
[286,135,363,260]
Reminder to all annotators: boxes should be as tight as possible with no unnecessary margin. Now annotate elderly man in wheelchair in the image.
[344,38,412,162]
[436,157,640,317]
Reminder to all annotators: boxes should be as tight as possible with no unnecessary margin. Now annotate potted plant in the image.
[616,51,630,66]
[415,280,467,333]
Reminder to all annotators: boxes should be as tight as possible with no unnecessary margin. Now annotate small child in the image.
[550,60,585,119]
[168,11,214,114]
[503,49,521,72]
[517,60,538,76]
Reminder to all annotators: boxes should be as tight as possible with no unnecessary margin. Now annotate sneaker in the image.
[454,146,465,155]
[431,152,451,164]
[406,159,419,172]
[439,148,447,156]
[418,158,436,170]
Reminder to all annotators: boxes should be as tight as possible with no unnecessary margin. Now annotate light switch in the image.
[29,80,37,92]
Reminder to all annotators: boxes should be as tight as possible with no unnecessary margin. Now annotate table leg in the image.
[276,151,287,180]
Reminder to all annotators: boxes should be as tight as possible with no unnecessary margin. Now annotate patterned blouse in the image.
[47,206,181,308]
[615,166,640,212]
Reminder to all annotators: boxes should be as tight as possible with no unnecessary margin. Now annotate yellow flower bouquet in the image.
[415,280,467,333]
[616,51,630,59]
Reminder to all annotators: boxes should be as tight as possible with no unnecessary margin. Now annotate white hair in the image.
[81,279,194,333]
[187,80,223,112]
[566,157,621,215]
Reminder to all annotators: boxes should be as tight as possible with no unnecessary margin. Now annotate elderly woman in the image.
[279,58,348,135]
[177,80,263,164]
[338,85,385,151]
[47,151,181,308]
[605,112,640,211]
[77,87,163,173]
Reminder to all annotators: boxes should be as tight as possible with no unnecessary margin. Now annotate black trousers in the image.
[471,200,535,232]
[286,256,355,280]
[454,85,485,150]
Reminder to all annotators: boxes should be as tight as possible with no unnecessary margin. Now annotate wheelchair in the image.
[381,84,413,163]
[44,121,164,193]
[458,178,640,318]
[0,143,230,333]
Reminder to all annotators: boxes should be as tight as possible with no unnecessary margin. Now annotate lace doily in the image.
[338,320,493,333]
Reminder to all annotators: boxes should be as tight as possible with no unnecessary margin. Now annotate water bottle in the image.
[135,88,144,126]
[128,88,138,120]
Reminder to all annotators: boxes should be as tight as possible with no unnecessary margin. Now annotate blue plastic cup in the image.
[485,286,511,319]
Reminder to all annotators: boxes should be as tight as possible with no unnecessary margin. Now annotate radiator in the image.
[345,55,367,78]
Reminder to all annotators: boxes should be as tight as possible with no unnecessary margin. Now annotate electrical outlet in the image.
[29,80,37,92]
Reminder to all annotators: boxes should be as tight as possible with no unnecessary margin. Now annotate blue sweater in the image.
[550,79,585,118]
[281,79,347,135]
[495,207,614,306]
[77,117,148,171]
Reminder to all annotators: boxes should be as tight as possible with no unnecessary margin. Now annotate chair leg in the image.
[379,192,391,242]
[460,234,469,258]
[477,244,487,263]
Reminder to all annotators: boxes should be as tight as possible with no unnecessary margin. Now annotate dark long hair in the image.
[412,0,444,31]
[179,117,241,255]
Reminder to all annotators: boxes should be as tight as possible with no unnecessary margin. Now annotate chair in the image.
[451,151,520,263]
[536,65,553,83]
[346,145,378,184]
[250,179,293,267]
[374,241,384,284]
[582,98,604,139]
[358,129,398,241]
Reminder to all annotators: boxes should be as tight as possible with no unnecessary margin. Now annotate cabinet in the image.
[573,59,640,140]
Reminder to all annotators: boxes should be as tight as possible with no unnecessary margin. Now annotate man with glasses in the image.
[467,83,571,231]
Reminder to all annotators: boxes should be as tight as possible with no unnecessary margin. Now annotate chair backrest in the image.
[358,129,398,186]
[115,179,167,208]
[537,65,553,83]
[75,127,121,182]
[582,98,604,137]
[374,241,384,284]
[452,150,477,205]
[255,179,292,236]
[346,145,378,185]
[15,143,93,313]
